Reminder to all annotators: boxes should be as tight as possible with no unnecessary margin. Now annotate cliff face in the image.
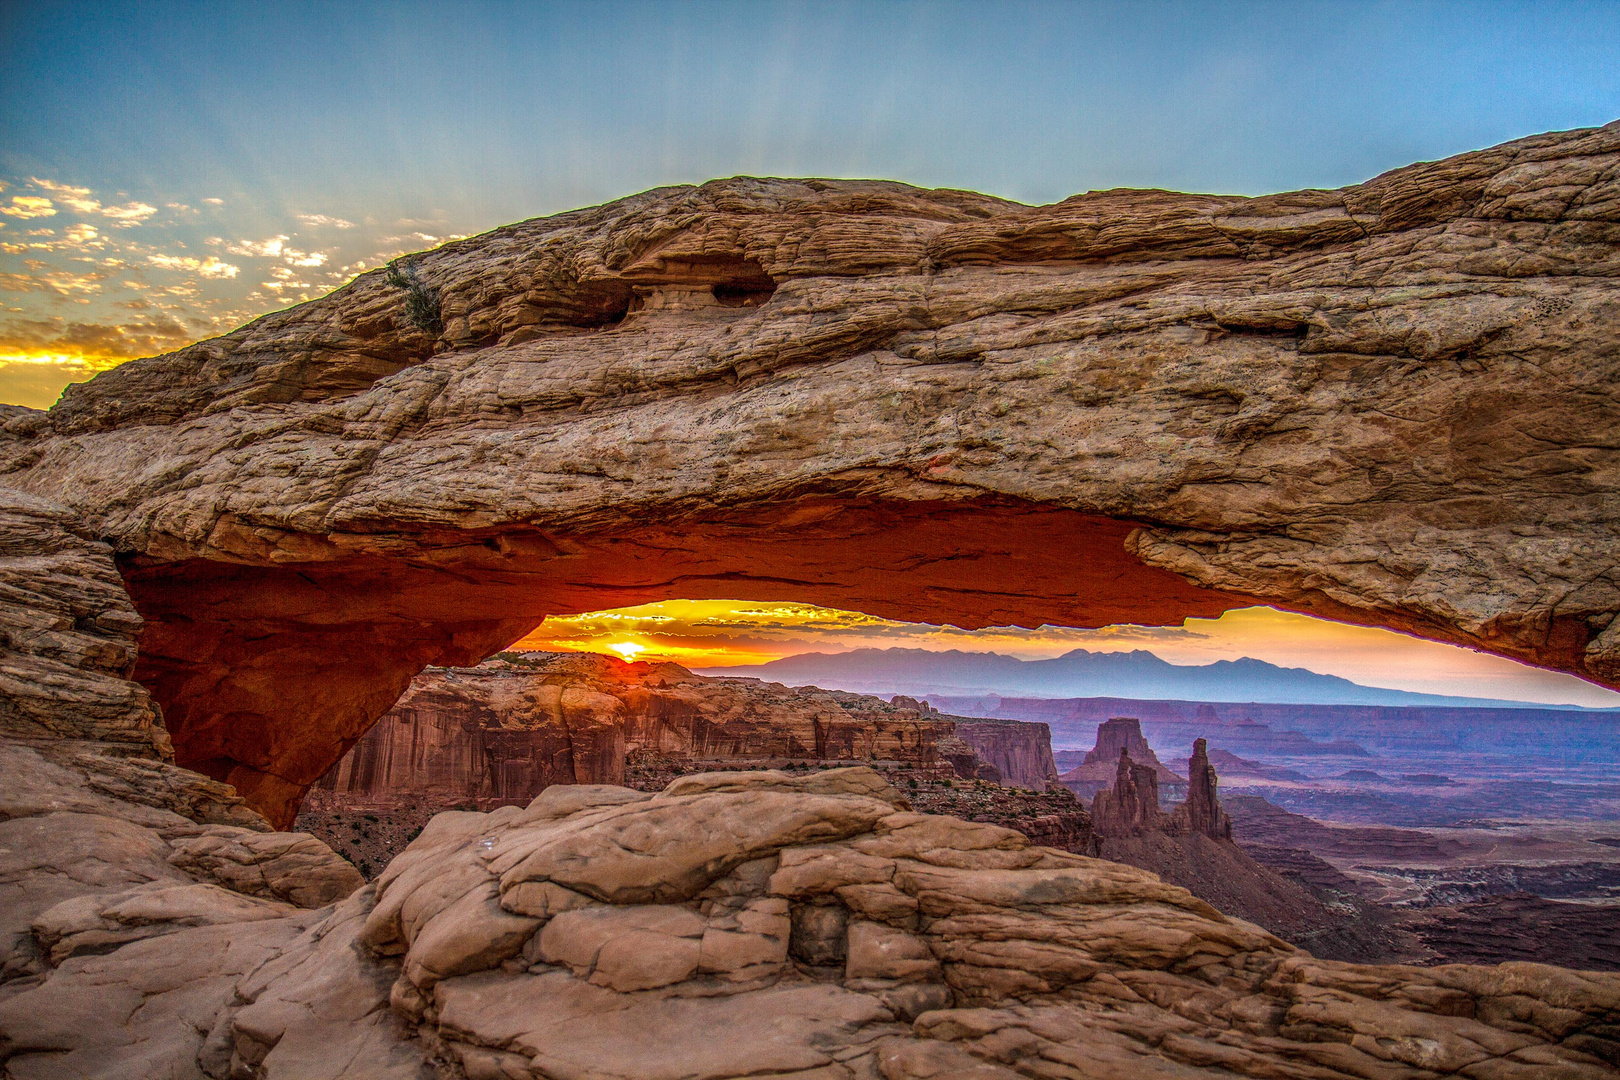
[314,653,1035,806]
[2,126,1617,825]
[949,719,1062,790]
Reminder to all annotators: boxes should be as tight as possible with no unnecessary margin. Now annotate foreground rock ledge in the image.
[3,122,1619,824]
[5,765,1618,1079]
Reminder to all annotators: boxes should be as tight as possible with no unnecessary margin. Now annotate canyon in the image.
[298,654,1087,874]
[3,476,1619,1077]
[313,653,1061,804]
[1,122,1619,1077]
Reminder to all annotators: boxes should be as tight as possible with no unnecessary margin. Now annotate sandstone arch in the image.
[2,122,1617,826]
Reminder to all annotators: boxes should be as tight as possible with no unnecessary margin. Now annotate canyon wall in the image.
[1059,716,1185,798]
[314,653,1052,807]
[1,125,1617,823]
[945,719,1062,791]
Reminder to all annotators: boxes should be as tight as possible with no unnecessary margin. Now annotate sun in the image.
[607,641,645,662]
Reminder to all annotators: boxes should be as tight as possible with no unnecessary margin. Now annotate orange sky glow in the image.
[512,600,1620,708]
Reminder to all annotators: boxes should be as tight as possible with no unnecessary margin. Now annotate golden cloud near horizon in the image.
[512,599,1620,707]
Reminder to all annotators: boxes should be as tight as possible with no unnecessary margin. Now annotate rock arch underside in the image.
[1,123,1620,1080]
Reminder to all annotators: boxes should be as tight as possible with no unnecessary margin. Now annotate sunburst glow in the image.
[606,641,645,662]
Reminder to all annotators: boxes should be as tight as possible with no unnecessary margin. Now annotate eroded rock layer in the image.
[0,485,363,993]
[313,652,1060,806]
[2,125,1617,825]
[4,488,1620,1079]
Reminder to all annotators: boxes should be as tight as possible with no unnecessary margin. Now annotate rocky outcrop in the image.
[1184,738,1232,840]
[315,653,1014,806]
[16,765,1620,1079]
[1090,737,1230,842]
[1089,749,1165,836]
[0,488,264,829]
[2,125,1618,823]
[1085,727,1396,958]
[951,719,1063,791]
[3,493,1620,1076]
[1061,717,1185,799]
[0,486,363,993]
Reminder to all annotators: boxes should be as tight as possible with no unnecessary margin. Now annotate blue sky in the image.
[2,1,1617,407]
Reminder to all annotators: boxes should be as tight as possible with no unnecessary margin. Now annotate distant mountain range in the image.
[695,647,1595,710]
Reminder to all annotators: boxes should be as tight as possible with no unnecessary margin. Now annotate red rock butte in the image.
[3,122,1618,827]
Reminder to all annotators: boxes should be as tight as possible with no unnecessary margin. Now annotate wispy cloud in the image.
[27,179,158,226]
[1,174,458,408]
[214,234,328,266]
[146,253,240,278]
[1,196,56,219]
[100,201,159,225]
[218,234,289,257]
[0,268,106,295]
[296,212,354,229]
[29,178,99,213]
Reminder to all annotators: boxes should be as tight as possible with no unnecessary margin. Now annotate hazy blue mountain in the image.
[695,647,1584,709]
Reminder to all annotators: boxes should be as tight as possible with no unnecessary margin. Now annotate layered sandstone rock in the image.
[314,653,1018,806]
[19,766,1620,1079]
[1,125,1617,824]
[0,485,363,994]
[303,655,1091,874]
[1062,717,1186,799]
[6,404,1620,1077]
[0,494,1613,1076]
[952,720,1063,791]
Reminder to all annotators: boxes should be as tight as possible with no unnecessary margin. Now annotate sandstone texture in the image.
[1,125,1617,823]
[315,652,1035,804]
[303,652,1091,878]
[0,485,364,1035]
[952,720,1064,791]
[3,490,1620,1077]
[17,764,1620,1079]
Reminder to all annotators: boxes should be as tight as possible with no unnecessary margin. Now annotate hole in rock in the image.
[711,281,776,307]
[117,497,1619,830]
[564,279,636,327]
